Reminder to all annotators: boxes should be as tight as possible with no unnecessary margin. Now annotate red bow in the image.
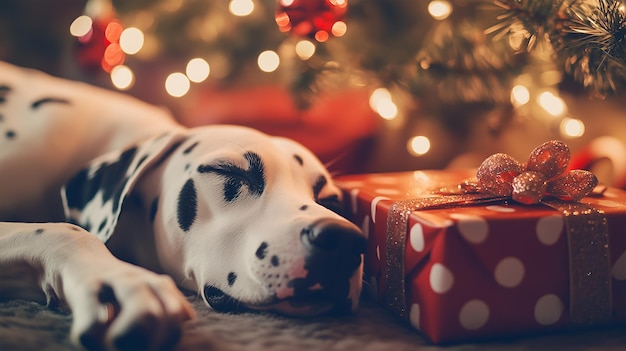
[476,140,598,204]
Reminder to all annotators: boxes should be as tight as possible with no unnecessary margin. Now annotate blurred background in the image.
[2,0,626,186]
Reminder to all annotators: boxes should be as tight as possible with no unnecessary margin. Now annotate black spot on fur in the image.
[183,141,199,155]
[227,272,237,286]
[293,154,303,166]
[134,154,149,171]
[31,97,70,109]
[34,228,44,235]
[299,205,308,211]
[151,140,185,170]
[271,255,280,267]
[5,130,15,139]
[312,175,327,199]
[256,242,268,259]
[177,179,197,232]
[198,151,266,202]
[98,218,108,233]
[149,197,159,223]
[65,147,138,212]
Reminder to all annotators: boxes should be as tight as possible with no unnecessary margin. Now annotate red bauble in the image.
[275,0,347,42]
[75,16,125,73]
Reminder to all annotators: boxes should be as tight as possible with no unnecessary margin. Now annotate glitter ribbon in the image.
[383,141,612,326]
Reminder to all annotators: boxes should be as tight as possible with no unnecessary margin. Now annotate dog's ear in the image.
[61,132,186,242]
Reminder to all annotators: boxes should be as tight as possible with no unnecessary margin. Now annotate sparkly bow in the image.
[476,140,598,204]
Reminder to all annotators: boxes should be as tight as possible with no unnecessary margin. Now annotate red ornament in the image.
[275,0,348,42]
[74,15,125,73]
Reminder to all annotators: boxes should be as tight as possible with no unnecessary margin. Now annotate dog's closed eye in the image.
[197,152,266,202]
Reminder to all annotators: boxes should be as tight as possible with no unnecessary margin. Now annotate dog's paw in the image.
[62,262,195,351]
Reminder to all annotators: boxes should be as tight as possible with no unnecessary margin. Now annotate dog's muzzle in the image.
[204,218,366,315]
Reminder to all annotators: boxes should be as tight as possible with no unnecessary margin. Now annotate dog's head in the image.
[63,126,366,316]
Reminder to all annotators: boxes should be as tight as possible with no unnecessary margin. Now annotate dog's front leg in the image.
[0,222,195,350]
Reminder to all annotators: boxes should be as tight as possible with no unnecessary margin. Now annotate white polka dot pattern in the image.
[612,251,626,280]
[536,215,563,245]
[450,214,488,244]
[459,300,489,330]
[534,294,563,325]
[410,223,425,252]
[371,196,390,224]
[494,257,525,288]
[430,263,454,294]
[410,304,421,330]
[486,205,515,213]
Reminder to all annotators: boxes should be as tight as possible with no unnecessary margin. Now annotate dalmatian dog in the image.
[0,61,366,350]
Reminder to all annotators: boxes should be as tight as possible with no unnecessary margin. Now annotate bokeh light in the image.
[369,88,398,120]
[428,1,452,20]
[257,50,280,72]
[165,72,191,97]
[408,136,431,156]
[559,118,585,138]
[70,15,93,37]
[537,91,566,116]
[295,40,316,60]
[110,65,134,90]
[186,58,210,83]
[511,85,530,106]
[229,0,254,16]
[120,27,144,55]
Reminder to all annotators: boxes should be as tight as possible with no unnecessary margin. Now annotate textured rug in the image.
[1,297,625,351]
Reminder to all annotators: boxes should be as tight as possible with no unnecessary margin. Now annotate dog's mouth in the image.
[203,285,350,316]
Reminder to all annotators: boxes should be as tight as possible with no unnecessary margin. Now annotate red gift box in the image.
[336,169,626,343]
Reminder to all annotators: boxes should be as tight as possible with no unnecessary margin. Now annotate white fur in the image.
[0,62,363,350]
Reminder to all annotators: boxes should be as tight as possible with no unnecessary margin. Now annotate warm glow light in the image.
[408,136,431,156]
[280,0,295,5]
[560,118,585,138]
[537,91,566,116]
[110,65,134,90]
[295,40,316,60]
[369,88,398,120]
[70,15,93,37]
[511,85,530,106]
[257,50,280,72]
[119,27,144,55]
[315,31,330,42]
[186,58,210,83]
[331,21,347,36]
[229,0,254,16]
[165,72,191,97]
[428,1,453,20]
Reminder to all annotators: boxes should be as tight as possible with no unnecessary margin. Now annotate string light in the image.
[428,1,452,21]
[511,85,530,106]
[369,88,398,120]
[119,27,144,55]
[331,21,347,37]
[257,50,280,72]
[165,72,190,97]
[110,65,134,90]
[186,58,210,82]
[537,91,566,116]
[408,136,431,156]
[70,15,93,37]
[559,118,585,138]
[229,0,254,17]
[295,40,316,60]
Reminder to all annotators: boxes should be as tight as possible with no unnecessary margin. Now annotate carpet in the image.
[1,297,625,351]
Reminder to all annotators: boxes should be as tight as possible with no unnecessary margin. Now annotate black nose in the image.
[297,218,366,311]
[302,218,367,259]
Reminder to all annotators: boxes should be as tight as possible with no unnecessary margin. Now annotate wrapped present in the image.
[335,141,626,343]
